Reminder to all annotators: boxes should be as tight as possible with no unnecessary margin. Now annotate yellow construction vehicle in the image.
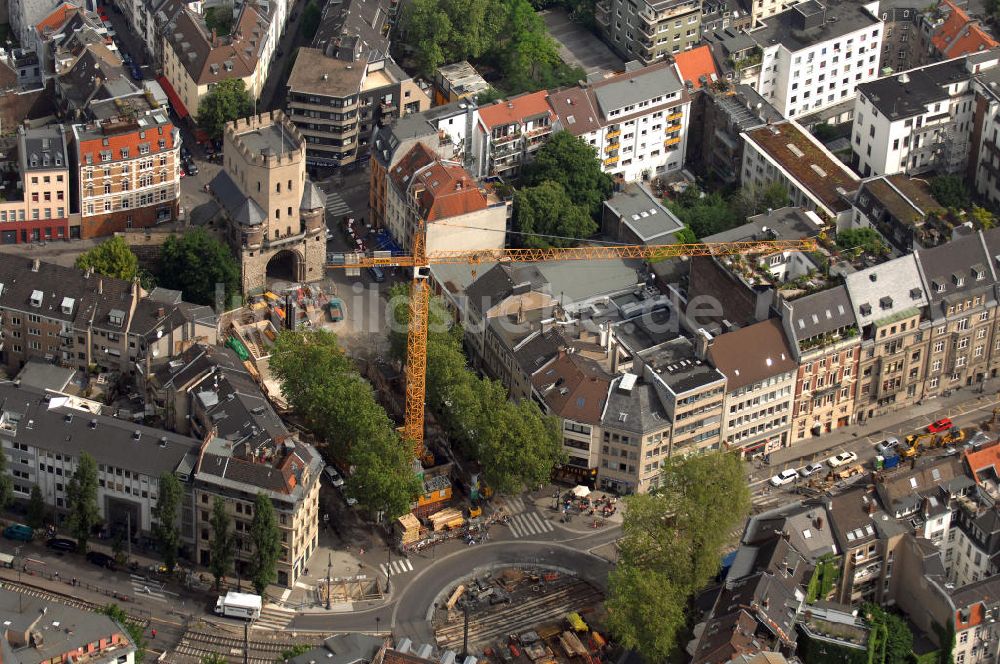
[941,428,967,446]
[902,433,938,458]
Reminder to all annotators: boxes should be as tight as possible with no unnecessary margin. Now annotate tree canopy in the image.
[734,181,790,217]
[153,472,183,573]
[522,131,614,217]
[401,0,582,93]
[300,0,321,38]
[67,453,100,553]
[667,188,742,239]
[204,6,234,35]
[157,228,240,307]
[863,603,915,664]
[197,79,254,139]
[26,485,46,529]
[249,492,281,595]
[836,227,889,256]
[607,452,751,661]
[513,181,597,247]
[75,236,141,282]
[388,284,564,493]
[268,329,422,519]
[209,496,235,589]
[930,175,971,210]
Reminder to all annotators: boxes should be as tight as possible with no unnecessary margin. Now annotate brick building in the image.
[71,110,180,238]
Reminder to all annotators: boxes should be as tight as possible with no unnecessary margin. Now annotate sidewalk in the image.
[767,378,1000,467]
[526,485,625,534]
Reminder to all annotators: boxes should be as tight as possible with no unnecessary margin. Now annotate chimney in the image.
[98,278,103,295]
[695,328,713,360]
[30,259,40,272]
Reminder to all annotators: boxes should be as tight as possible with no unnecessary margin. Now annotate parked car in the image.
[965,431,993,451]
[770,469,798,486]
[3,524,34,542]
[799,463,825,478]
[875,436,900,456]
[827,451,859,468]
[324,465,344,487]
[927,418,954,434]
[46,537,76,552]
[86,551,116,570]
[339,485,357,506]
[184,160,199,176]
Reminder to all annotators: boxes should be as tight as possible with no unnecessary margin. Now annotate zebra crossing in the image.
[379,557,415,578]
[325,190,351,220]
[252,605,296,631]
[129,575,169,603]
[493,495,526,515]
[507,511,556,538]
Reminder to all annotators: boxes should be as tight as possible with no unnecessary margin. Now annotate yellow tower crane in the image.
[328,218,817,458]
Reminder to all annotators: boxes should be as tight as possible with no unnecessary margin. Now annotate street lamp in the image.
[326,552,332,610]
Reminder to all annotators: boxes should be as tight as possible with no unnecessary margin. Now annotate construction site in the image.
[433,568,608,664]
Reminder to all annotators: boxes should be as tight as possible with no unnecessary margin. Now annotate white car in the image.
[770,469,799,486]
[827,451,859,468]
[324,465,344,487]
[799,463,825,478]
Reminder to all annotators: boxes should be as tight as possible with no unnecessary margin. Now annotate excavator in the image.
[901,428,966,458]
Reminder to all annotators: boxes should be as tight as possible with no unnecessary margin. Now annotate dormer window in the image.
[880,296,893,310]
[973,264,986,281]
[933,279,945,293]
[953,273,964,287]
[910,288,922,300]
[109,308,125,327]
[120,147,129,159]
[30,290,43,307]
[860,303,872,316]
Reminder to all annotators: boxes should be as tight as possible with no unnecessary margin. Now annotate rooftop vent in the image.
[30,290,43,307]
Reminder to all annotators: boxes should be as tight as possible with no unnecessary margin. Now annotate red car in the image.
[927,418,953,433]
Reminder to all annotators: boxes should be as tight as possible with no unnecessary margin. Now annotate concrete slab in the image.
[541,8,625,78]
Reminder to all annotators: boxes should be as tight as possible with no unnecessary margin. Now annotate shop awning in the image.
[157,76,189,119]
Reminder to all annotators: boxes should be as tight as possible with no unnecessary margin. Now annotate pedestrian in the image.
[359,547,365,556]
[151,629,156,640]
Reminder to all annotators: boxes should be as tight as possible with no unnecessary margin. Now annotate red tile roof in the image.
[478,90,554,130]
[388,143,436,192]
[673,46,719,89]
[931,0,998,57]
[414,161,486,221]
[35,2,82,36]
[956,603,984,631]
[965,439,1000,483]
[77,117,176,163]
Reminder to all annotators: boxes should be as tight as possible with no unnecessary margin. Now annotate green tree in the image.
[972,205,996,229]
[248,492,282,595]
[736,181,789,217]
[667,191,740,239]
[209,496,234,590]
[0,445,11,514]
[26,484,46,529]
[606,566,687,663]
[101,604,146,661]
[202,656,229,664]
[66,452,100,553]
[158,228,241,306]
[607,452,751,661]
[930,175,971,210]
[836,227,888,256]
[152,472,183,573]
[279,645,312,662]
[75,236,140,282]
[863,603,915,664]
[513,181,597,247]
[522,131,614,217]
[674,226,697,244]
[204,5,234,35]
[300,0,321,38]
[197,78,254,139]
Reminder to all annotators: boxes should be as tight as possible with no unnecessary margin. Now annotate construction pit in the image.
[432,568,609,663]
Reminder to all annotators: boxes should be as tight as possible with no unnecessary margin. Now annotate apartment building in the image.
[922,0,998,62]
[384,144,508,254]
[434,61,490,105]
[699,83,781,183]
[852,174,945,252]
[781,285,861,441]
[595,0,701,64]
[72,109,180,238]
[741,120,859,223]
[749,0,883,120]
[210,111,326,294]
[369,102,479,229]
[475,91,555,179]
[0,381,198,545]
[705,319,796,457]
[0,125,71,243]
[845,255,930,421]
[161,4,268,119]
[546,61,691,182]
[915,231,1000,396]
[970,62,1000,208]
[948,499,1000,586]
[852,55,981,177]
[878,3,923,74]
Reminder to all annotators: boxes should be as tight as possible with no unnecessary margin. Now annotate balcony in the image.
[604,155,619,165]
[664,136,682,146]
[606,129,621,139]
[492,131,521,145]
[667,111,684,122]
[605,143,620,153]
[638,21,654,36]
[525,124,552,138]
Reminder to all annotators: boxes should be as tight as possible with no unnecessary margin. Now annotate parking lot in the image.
[541,9,625,78]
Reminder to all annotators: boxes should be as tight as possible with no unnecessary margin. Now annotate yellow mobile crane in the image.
[326,217,816,459]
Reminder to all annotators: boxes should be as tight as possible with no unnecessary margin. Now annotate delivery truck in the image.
[214,591,262,620]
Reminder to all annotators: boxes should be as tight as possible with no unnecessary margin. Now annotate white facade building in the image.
[852,55,987,178]
[750,0,883,120]
[547,61,691,183]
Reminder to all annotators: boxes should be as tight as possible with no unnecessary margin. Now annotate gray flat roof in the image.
[234,123,300,157]
[703,206,820,243]
[15,359,76,392]
[642,336,726,394]
[750,0,880,53]
[605,185,685,242]
[592,63,683,116]
[857,57,969,121]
